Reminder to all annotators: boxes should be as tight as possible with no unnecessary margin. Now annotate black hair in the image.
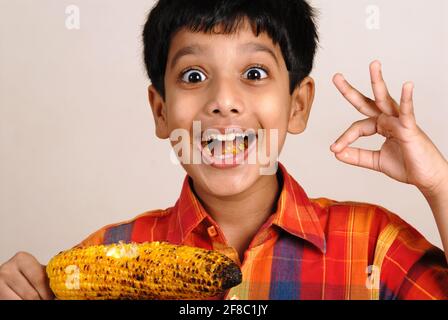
[142,0,319,100]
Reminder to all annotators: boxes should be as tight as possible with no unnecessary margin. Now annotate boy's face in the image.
[148,19,315,198]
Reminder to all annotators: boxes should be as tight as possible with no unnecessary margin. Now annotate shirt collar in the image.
[271,162,326,253]
[169,162,326,253]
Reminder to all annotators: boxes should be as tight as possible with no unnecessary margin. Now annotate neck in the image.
[191,170,281,259]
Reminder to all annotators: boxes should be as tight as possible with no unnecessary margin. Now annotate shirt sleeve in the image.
[377,216,448,300]
[396,246,448,299]
[72,227,107,248]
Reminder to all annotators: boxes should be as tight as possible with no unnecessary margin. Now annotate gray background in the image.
[1,0,447,263]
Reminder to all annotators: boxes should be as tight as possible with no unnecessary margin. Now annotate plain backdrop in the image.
[1,0,447,264]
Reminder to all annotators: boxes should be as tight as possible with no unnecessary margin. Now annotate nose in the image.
[204,76,244,117]
[208,104,241,116]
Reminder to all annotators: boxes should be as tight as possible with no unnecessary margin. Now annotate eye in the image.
[242,65,269,81]
[180,69,207,83]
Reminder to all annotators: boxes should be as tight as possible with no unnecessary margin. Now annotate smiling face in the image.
[148,19,315,199]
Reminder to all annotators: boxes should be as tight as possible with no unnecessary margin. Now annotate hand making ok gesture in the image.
[330,60,448,198]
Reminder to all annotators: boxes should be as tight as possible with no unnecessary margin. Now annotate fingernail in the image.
[406,81,414,90]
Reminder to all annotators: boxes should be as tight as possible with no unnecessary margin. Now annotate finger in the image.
[369,60,400,117]
[0,282,22,300]
[375,112,414,142]
[332,73,382,117]
[330,117,377,154]
[4,270,41,300]
[19,261,54,300]
[333,146,381,172]
[399,81,417,130]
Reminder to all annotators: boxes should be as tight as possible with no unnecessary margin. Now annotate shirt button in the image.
[207,226,218,237]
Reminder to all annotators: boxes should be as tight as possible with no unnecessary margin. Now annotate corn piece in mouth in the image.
[202,135,251,156]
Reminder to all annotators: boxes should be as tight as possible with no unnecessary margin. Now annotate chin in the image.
[184,162,263,198]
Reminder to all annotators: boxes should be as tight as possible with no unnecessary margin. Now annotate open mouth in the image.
[200,131,257,158]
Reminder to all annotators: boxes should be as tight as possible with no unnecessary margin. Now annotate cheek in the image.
[165,90,203,131]
[256,95,290,132]
[253,78,290,124]
[254,94,290,155]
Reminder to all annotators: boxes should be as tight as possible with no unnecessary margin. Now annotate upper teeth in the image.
[204,132,254,142]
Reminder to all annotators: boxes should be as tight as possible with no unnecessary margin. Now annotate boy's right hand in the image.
[0,252,54,300]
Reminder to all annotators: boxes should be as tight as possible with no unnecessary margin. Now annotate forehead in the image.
[167,21,284,70]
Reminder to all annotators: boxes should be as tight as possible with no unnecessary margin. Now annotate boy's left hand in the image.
[330,60,448,198]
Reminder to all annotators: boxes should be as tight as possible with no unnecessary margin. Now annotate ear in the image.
[287,76,315,134]
[147,85,170,139]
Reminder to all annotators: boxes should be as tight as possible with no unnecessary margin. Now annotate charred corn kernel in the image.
[46,242,242,300]
[228,144,243,155]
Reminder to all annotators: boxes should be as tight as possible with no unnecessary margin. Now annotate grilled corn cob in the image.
[46,241,242,300]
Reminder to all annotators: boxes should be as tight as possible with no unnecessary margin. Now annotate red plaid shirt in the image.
[77,162,448,299]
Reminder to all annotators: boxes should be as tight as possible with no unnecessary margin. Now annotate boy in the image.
[1,0,447,300]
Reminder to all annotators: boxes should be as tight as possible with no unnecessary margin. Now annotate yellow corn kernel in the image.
[46,241,242,300]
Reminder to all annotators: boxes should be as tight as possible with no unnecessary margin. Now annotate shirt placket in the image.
[206,220,277,300]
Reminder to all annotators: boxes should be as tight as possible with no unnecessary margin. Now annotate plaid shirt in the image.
[77,162,448,300]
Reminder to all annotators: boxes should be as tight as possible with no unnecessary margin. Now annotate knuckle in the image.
[351,120,363,130]
[14,251,30,260]
[354,119,364,126]
[13,251,34,265]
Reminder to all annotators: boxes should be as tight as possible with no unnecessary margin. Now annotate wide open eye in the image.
[180,69,207,83]
[242,66,269,81]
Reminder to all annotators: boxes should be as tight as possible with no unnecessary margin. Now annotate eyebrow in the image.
[238,42,279,67]
[169,42,279,70]
[169,44,206,70]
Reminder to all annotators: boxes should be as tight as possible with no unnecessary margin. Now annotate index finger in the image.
[18,258,54,300]
[333,73,382,117]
